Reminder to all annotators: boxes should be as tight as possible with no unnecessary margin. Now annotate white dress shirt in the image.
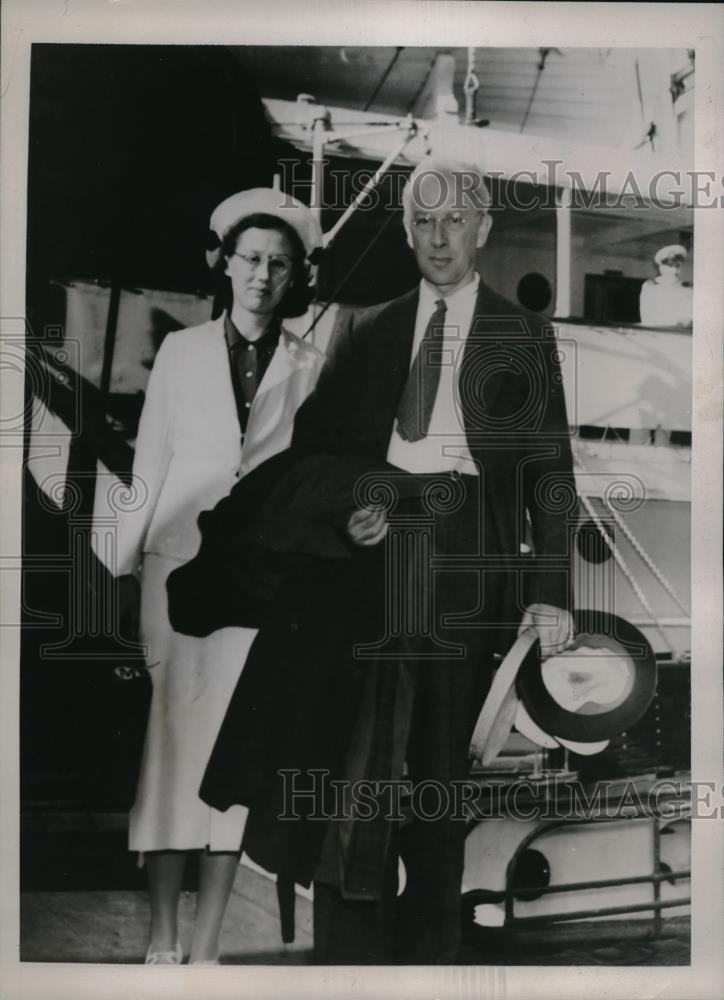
[386,274,480,475]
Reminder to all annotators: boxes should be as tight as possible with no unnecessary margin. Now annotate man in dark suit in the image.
[285,158,577,963]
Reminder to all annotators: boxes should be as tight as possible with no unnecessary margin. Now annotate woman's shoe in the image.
[144,939,183,964]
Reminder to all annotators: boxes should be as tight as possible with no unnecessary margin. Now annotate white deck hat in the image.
[654,244,687,266]
[206,187,322,268]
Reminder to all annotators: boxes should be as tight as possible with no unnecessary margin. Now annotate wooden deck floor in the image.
[19,809,690,966]
[20,863,689,966]
[20,861,314,965]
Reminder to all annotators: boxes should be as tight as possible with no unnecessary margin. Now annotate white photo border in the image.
[1,2,722,999]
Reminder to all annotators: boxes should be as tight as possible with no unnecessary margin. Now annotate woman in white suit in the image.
[110,189,324,964]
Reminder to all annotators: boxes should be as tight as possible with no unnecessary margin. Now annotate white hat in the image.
[514,701,559,749]
[470,629,536,766]
[206,187,322,268]
[514,701,610,755]
[654,244,687,266]
[469,630,613,765]
[471,609,656,766]
[516,611,657,745]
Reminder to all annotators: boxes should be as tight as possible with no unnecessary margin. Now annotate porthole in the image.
[517,272,553,312]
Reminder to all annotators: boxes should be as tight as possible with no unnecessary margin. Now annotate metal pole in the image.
[99,282,121,399]
[652,817,663,938]
[554,187,572,318]
[310,115,327,226]
[511,897,691,926]
[322,125,417,250]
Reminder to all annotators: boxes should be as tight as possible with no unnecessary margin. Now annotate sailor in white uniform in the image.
[639,244,693,329]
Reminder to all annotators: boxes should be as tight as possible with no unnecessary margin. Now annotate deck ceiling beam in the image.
[263,97,694,209]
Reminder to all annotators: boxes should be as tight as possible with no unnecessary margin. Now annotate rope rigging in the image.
[520,47,563,134]
[302,208,399,340]
[575,451,690,618]
[364,47,404,112]
[578,489,674,654]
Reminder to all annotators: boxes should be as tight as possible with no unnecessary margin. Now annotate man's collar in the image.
[419,272,480,311]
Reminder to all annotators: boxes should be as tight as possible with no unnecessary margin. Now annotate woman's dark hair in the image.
[211,212,313,319]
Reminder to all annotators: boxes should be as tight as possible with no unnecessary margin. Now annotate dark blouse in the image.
[224,312,281,435]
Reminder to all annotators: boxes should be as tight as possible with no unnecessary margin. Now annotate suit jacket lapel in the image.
[460,280,519,431]
[367,288,419,454]
[212,315,244,441]
[258,328,309,394]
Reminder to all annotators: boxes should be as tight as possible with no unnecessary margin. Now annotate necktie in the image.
[396,298,447,442]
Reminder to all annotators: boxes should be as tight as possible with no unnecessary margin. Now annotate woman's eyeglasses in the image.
[233,252,292,279]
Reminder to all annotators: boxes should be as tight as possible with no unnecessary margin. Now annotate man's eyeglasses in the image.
[410,212,479,232]
[233,252,292,279]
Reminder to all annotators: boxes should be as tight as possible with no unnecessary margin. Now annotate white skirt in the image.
[129,553,255,854]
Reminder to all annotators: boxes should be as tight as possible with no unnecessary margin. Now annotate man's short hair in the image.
[402,158,492,223]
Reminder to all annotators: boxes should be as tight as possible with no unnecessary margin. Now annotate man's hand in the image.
[518,603,574,658]
[346,507,388,547]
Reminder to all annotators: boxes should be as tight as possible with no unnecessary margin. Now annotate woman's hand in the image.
[346,507,388,546]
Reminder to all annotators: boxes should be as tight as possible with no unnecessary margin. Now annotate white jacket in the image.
[94,315,324,577]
